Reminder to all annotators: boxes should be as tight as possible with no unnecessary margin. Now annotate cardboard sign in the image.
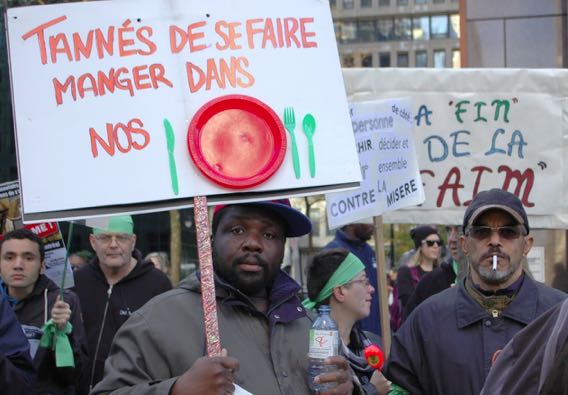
[7,0,360,222]
[0,181,74,288]
[344,68,568,228]
[326,98,424,229]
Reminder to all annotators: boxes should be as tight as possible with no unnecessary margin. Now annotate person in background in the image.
[144,251,169,275]
[551,262,568,293]
[0,293,35,394]
[305,248,391,395]
[403,225,466,319]
[90,200,354,395]
[395,225,441,311]
[73,215,172,391]
[69,250,94,271]
[385,189,566,395]
[326,222,381,336]
[480,297,568,394]
[0,228,88,394]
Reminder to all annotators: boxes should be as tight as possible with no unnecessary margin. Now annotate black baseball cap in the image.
[463,189,529,234]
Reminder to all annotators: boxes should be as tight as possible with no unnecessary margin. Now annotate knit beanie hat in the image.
[410,225,439,249]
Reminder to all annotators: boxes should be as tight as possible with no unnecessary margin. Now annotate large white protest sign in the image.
[7,0,360,222]
[344,68,568,228]
[326,98,424,229]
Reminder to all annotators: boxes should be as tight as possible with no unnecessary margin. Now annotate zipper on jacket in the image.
[89,284,113,391]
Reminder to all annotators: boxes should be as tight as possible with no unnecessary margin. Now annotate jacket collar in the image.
[456,272,537,328]
[181,270,307,326]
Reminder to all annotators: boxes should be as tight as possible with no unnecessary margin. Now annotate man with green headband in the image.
[74,215,172,390]
[90,200,354,395]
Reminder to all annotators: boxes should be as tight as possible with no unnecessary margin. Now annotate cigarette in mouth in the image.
[492,255,498,271]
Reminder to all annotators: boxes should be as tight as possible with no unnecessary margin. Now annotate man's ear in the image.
[89,234,96,250]
[460,235,469,256]
[40,260,46,274]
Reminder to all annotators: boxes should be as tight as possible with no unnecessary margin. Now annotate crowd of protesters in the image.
[1,190,567,394]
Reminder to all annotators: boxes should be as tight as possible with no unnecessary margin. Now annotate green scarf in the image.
[302,253,365,310]
[40,319,75,368]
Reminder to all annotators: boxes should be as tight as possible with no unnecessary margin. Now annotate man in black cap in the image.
[384,188,566,395]
[91,199,354,395]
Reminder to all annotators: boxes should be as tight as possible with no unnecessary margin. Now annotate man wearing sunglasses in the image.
[384,188,566,395]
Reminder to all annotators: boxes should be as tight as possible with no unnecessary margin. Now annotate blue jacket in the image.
[0,294,35,394]
[326,230,381,336]
[385,274,566,395]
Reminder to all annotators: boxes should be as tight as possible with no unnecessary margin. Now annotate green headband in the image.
[93,215,134,235]
[302,253,365,310]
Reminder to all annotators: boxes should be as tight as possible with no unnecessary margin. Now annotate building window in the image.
[342,54,355,67]
[415,50,428,67]
[379,0,390,5]
[452,49,461,68]
[450,14,460,38]
[358,20,376,42]
[337,21,358,43]
[361,0,372,7]
[379,52,391,67]
[415,0,427,3]
[397,0,409,5]
[330,0,337,9]
[343,0,354,9]
[361,53,373,67]
[333,21,342,42]
[431,15,449,38]
[412,16,430,40]
[433,49,446,67]
[397,52,409,67]
[394,17,412,40]
[377,19,394,41]
[433,0,445,3]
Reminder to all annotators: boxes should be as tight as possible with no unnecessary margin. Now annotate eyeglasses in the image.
[345,277,372,287]
[422,240,442,247]
[94,234,133,244]
[467,225,523,240]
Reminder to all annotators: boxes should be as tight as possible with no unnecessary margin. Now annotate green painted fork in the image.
[283,107,301,179]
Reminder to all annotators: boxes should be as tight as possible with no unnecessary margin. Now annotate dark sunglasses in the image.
[422,239,442,247]
[467,225,523,240]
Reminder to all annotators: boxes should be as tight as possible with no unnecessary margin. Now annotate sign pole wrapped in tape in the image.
[193,196,221,357]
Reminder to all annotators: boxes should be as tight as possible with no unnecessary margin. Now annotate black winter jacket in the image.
[403,259,456,320]
[73,250,172,389]
[11,274,89,394]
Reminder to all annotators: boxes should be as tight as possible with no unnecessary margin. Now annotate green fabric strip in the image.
[40,319,75,368]
[302,252,365,310]
[452,259,459,284]
[388,383,410,395]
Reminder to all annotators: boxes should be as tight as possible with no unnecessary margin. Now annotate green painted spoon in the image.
[302,114,316,178]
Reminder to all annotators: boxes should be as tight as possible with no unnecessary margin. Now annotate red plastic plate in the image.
[187,95,287,189]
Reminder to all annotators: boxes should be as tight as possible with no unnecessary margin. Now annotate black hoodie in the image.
[73,249,172,389]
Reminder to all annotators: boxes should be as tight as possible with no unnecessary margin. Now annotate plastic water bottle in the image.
[308,305,339,393]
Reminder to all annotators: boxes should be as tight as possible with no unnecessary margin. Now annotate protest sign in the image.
[344,68,568,228]
[326,97,424,229]
[6,0,360,222]
[0,181,74,288]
